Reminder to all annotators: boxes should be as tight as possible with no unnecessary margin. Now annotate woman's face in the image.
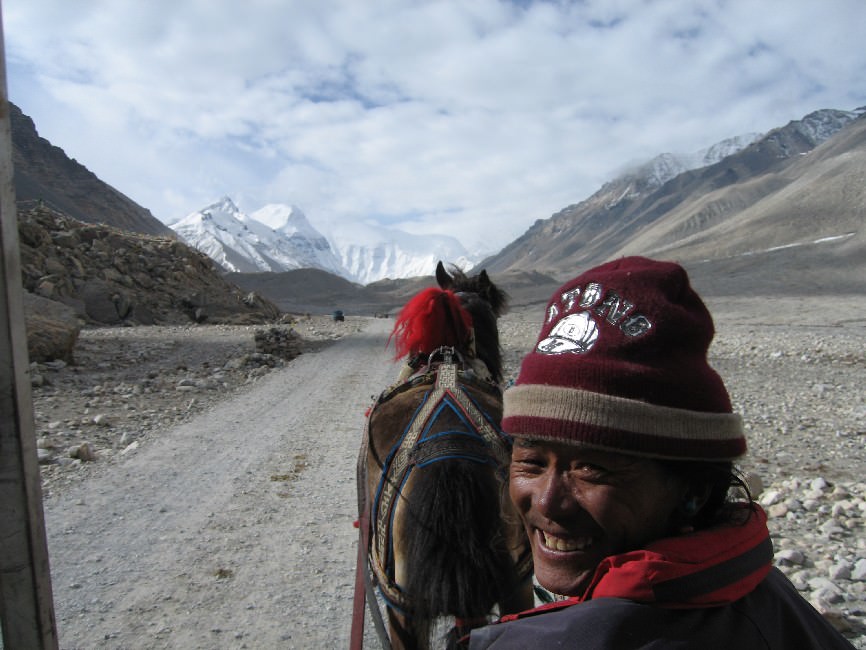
[509,438,687,597]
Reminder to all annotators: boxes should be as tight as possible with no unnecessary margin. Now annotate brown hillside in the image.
[10,102,174,237]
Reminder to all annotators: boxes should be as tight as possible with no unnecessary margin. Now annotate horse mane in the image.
[443,265,508,383]
[390,287,472,361]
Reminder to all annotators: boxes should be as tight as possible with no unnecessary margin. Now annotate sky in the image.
[3,0,866,254]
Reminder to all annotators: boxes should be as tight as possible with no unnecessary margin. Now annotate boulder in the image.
[23,292,82,363]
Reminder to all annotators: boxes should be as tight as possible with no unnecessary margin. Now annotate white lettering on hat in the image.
[579,282,603,308]
[595,291,635,325]
[545,282,652,343]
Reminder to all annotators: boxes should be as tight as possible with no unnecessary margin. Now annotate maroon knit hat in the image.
[502,256,745,461]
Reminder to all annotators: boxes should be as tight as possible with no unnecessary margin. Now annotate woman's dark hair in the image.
[658,459,754,530]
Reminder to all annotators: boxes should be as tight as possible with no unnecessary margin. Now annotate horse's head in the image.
[434,260,508,318]
[390,261,509,383]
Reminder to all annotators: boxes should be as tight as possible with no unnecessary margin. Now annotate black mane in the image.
[439,263,509,384]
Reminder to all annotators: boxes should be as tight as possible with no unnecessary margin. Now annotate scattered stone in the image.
[776,549,806,566]
[69,442,96,462]
[852,560,866,582]
[759,489,783,507]
[121,441,140,455]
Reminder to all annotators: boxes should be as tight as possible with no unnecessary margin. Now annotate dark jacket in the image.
[469,506,854,649]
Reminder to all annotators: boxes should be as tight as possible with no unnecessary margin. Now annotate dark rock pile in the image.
[17,204,283,361]
[253,326,304,360]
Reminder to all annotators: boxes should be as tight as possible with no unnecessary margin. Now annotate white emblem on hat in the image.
[536,311,599,354]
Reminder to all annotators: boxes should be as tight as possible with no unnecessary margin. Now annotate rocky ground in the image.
[28,295,866,647]
[31,314,362,498]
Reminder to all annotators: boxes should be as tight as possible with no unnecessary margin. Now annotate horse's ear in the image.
[478,270,490,288]
[436,261,453,290]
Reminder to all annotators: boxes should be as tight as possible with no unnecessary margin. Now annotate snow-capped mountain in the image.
[170,197,480,284]
[323,221,477,284]
[636,108,864,190]
[249,203,346,275]
[599,108,864,210]
[482,107,866,277]
[632,132,763,191]
[598,132,762,209]
[170,197,344,275]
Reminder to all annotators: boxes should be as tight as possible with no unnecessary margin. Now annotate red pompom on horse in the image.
[390,287,473,362]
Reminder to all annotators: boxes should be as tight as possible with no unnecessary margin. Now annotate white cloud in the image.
[4,0,866,253]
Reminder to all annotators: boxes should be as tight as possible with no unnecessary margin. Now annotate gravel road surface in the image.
[44,318,395,649]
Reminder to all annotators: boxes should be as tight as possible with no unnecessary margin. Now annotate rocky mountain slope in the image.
[231,109,866,311]
[19,203,281,325]
[9,102,288,364]
[18,204,283,362]
[481,109,866,294]
[9,102,173,238]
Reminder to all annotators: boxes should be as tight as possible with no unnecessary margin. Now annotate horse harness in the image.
[361,348,513,613]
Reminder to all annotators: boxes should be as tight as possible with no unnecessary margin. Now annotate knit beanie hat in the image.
[502,256,745,461]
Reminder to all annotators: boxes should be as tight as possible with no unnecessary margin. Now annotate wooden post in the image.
[0,5,59,648]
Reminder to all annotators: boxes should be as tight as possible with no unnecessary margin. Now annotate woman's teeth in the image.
[541,531,593,552]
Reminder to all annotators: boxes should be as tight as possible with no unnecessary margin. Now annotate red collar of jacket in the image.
[501,504,773,623]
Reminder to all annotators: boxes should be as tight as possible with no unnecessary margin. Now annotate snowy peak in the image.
[324,221,476,284]
[601,109,861,209]
[171,198,344,275]
[250,203,318,238]
[638,132,763,190]
[176,196,242,232]
[695,133,765,168]
[791,108,865,143]
[170,198,481,283]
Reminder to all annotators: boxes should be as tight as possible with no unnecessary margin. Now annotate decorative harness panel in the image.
[365,352,513,611]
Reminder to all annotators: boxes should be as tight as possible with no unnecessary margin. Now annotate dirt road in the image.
[44,318,395,649]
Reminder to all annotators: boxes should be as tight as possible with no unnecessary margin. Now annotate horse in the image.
[354,261,534,650]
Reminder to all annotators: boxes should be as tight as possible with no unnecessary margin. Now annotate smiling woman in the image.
[465,256,855,649]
